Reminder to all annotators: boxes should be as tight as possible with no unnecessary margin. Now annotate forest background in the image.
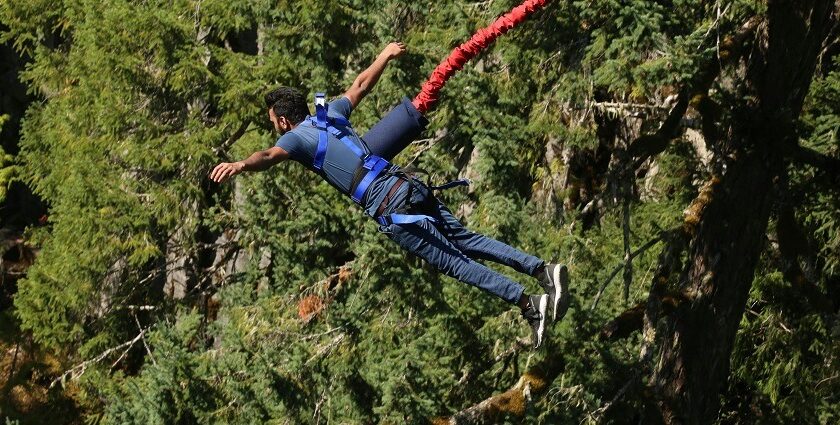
[1,0,838,423]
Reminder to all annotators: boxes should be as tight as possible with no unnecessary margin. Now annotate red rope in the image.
[412,0,552,114]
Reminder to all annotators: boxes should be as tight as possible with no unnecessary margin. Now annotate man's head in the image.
[264,86,309,133]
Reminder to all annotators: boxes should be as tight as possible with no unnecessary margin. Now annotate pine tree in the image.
[0,1,837,423]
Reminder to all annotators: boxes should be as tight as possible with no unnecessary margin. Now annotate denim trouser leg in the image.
[428,198,545,276]
[386,219,526,304]
[382,178,545,304]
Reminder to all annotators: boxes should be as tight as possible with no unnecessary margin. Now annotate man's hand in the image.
[210,147,288,182]
[382,42,406,60]
[210,161,245,183]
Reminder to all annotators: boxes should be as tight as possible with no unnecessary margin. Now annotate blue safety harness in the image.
[310,93,469,228]
[310,93,384,203]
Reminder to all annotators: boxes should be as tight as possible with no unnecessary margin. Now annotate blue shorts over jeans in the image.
[378,177,544,304]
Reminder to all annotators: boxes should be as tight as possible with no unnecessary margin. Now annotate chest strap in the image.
[310,92,390,204]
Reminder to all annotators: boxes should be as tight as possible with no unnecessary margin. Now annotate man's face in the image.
[268,108,292,134]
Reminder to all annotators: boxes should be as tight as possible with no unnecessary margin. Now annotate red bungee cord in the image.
[412,0,552,114]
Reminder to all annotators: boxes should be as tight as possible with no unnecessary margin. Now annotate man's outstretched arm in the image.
[209,146,288,183]
[343,42,406,108]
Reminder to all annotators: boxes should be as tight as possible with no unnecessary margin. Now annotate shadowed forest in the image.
[1,0,839,423]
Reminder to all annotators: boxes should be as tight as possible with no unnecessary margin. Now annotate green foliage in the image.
[728,269,839,424]
[1,0,836,423]
[722,55,840,425]
[799,56,840,276]
[0,114,15,203]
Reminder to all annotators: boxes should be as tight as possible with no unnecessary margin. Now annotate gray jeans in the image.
[380,177,543,304]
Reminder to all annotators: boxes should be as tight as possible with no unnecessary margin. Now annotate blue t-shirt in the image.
[275,97,408,216]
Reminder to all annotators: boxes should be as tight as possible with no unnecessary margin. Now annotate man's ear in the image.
[278,116,292,131]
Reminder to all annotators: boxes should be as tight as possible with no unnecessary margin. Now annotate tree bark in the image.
[652,150,778,424]
[651,1,835,423]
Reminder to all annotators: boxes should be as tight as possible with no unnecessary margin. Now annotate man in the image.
[209,42,569,348]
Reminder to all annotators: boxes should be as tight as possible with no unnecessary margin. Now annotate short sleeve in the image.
[328,96,353,119]
[274,132,304,160]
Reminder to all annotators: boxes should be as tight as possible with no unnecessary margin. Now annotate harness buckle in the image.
[314,93,328,129]
[363,155,387,171]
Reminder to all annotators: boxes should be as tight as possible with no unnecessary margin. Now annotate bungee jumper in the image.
[210,0,568,348]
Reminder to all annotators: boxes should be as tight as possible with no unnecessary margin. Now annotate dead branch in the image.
[600,294,685,342]
[213,122,251,160]
[297,262,356,323]
[438,348,564,424]
[639,221,691,366]
[591,233,666,311]
[406,128,448,167]
[134,313,157,366]
[622,198,633,303]
[50,328,150,388]
[304,333,347,365]
[628,93,690,167]
[456,337,530,386]
[590,373,638,422]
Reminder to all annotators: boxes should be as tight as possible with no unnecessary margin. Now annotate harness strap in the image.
[313,93,329,170]
[309,93,468,222]
[430,178,471,191]
[309,93,388,205]
[352,155,389,203]
[376,213,436,227]
[308,117,367,158]
[375,176,471,228]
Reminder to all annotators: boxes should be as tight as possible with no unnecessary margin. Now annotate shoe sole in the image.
[551,265,570,322]
[535,294,548,348]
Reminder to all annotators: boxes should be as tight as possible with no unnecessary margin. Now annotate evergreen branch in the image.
[770,203,833,314]
[791,145,840,184]
[628,16,762,166]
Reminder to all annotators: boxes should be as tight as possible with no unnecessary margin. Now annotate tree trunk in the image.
[651,1,835,423]
[652,151,777,424]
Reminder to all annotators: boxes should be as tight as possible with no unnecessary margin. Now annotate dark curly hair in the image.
[264,86,310,124]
